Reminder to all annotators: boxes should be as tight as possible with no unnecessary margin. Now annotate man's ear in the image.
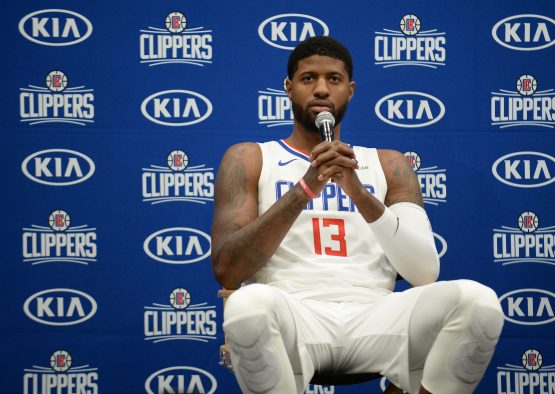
[284,77,292,99]
[348,80,356,101]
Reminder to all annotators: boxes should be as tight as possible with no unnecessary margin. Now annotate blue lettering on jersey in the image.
[275,180,375,212]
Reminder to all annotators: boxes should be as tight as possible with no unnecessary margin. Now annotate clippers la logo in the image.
[375,91,445,128]
[141,90,212,126]
[492,14,555,51]
[23,350,99,394]
[145,366,217,394]
[404,151,446,205]
[491,75,555,128]
[19,9,93,46]
[22,149,95,186]
[497,349,555,394]
[142,150,214,205]
[20,71,95,126]
[493,211,555,267]
[140,12,213,67]
[492,151,555,188]
[499,289,555,325]
[258,87,293,127]
[144,288,217,343]
[258,14,329,50]
[24,288,97,326]
[374,14,446,68]
[22,210,97,266]
[143,227,211,264]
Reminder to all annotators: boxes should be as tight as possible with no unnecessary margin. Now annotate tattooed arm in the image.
[379,149,424,208]
[211,143,313,290]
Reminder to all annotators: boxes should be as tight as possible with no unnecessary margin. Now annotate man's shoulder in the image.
[224,142,262,157]
[375,149,411,179]
[376,148,404,161]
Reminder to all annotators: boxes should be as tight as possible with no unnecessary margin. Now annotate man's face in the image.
[286,55,355,133]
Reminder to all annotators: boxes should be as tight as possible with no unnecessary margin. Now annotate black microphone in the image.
[315,111,335,142]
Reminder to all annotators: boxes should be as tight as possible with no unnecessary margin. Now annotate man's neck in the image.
[284,123,341,155]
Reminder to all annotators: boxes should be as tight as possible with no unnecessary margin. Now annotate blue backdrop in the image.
[2,1,554,393]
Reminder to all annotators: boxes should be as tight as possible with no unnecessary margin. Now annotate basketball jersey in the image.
[246,140,398,303]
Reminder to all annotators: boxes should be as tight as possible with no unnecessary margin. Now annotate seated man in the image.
[211,36,504,394]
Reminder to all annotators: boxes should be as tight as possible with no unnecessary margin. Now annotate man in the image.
[211,36,503,394]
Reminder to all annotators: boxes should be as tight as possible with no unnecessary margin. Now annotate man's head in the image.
[287,36,353,81]
[285,36,355,134]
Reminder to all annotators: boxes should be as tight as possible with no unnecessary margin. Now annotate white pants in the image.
[223,280,504,393]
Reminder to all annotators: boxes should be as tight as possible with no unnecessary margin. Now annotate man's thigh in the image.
[339,285,434,372]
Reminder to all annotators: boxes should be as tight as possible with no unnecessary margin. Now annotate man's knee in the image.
[454,280,504,340]
[224,284,278,321]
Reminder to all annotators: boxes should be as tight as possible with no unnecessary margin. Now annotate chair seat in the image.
[310,371,383,386]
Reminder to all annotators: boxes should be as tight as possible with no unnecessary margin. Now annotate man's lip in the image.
[310,105,332,113]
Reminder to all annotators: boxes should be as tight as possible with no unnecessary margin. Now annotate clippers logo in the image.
[375,91,445,128]
[19,9,93,46]
[497,349,555,394]
[258,87,293,127]
[276,180,375,212]
[23,350,99,394]
[23,288,97,326]
[433,232,447,259]
[375,14,446,68]
[145,366,217,394]
[22,149,95,186]
[142,150,214,205]
[493,212,555,267]
[258,14,329,50]
[141,90,212,126]
[492,151,555,188]
[491,75,555,128]
[22,210,97,266]
[20,71,95,126]
[143,227,211,264]
[144,288,217,343]
[499,289,555,325]
[404,151,446,206]
[140,12,212,67]
[492,14,555,51]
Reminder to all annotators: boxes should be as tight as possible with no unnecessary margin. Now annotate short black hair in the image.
[287,36,353,81]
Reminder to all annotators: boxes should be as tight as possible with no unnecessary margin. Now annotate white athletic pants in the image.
[223,280,504,394]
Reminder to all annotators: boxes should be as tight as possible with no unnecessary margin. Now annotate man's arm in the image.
[371,149,439,285]
[311,144,438,286]
[211,143,313,289]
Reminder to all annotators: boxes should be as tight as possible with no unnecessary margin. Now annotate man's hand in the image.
[307,140,365,198]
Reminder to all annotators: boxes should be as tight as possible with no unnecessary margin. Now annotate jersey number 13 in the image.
[311,218,347,257]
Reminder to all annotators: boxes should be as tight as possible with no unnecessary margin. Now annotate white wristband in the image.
[369,203,440,286]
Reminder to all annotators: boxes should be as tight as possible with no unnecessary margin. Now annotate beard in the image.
[291,99,349,134]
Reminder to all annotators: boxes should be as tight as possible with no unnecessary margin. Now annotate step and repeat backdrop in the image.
[1,1,554,393]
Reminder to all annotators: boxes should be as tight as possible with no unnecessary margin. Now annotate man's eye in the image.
[302,76,313,81]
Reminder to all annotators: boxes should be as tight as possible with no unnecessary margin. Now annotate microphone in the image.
[315,111,335,142]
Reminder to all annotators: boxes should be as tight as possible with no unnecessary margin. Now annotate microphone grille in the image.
[315,111,335,128]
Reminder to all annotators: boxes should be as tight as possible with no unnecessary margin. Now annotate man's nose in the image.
[313,77,330,97]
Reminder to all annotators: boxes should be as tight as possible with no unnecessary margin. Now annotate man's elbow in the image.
[212,258,241,290]
[409,254,440,287]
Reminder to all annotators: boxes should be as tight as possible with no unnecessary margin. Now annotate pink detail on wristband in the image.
[299,177,317,199]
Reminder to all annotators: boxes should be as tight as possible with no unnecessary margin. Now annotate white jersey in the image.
[247,140,398,302]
